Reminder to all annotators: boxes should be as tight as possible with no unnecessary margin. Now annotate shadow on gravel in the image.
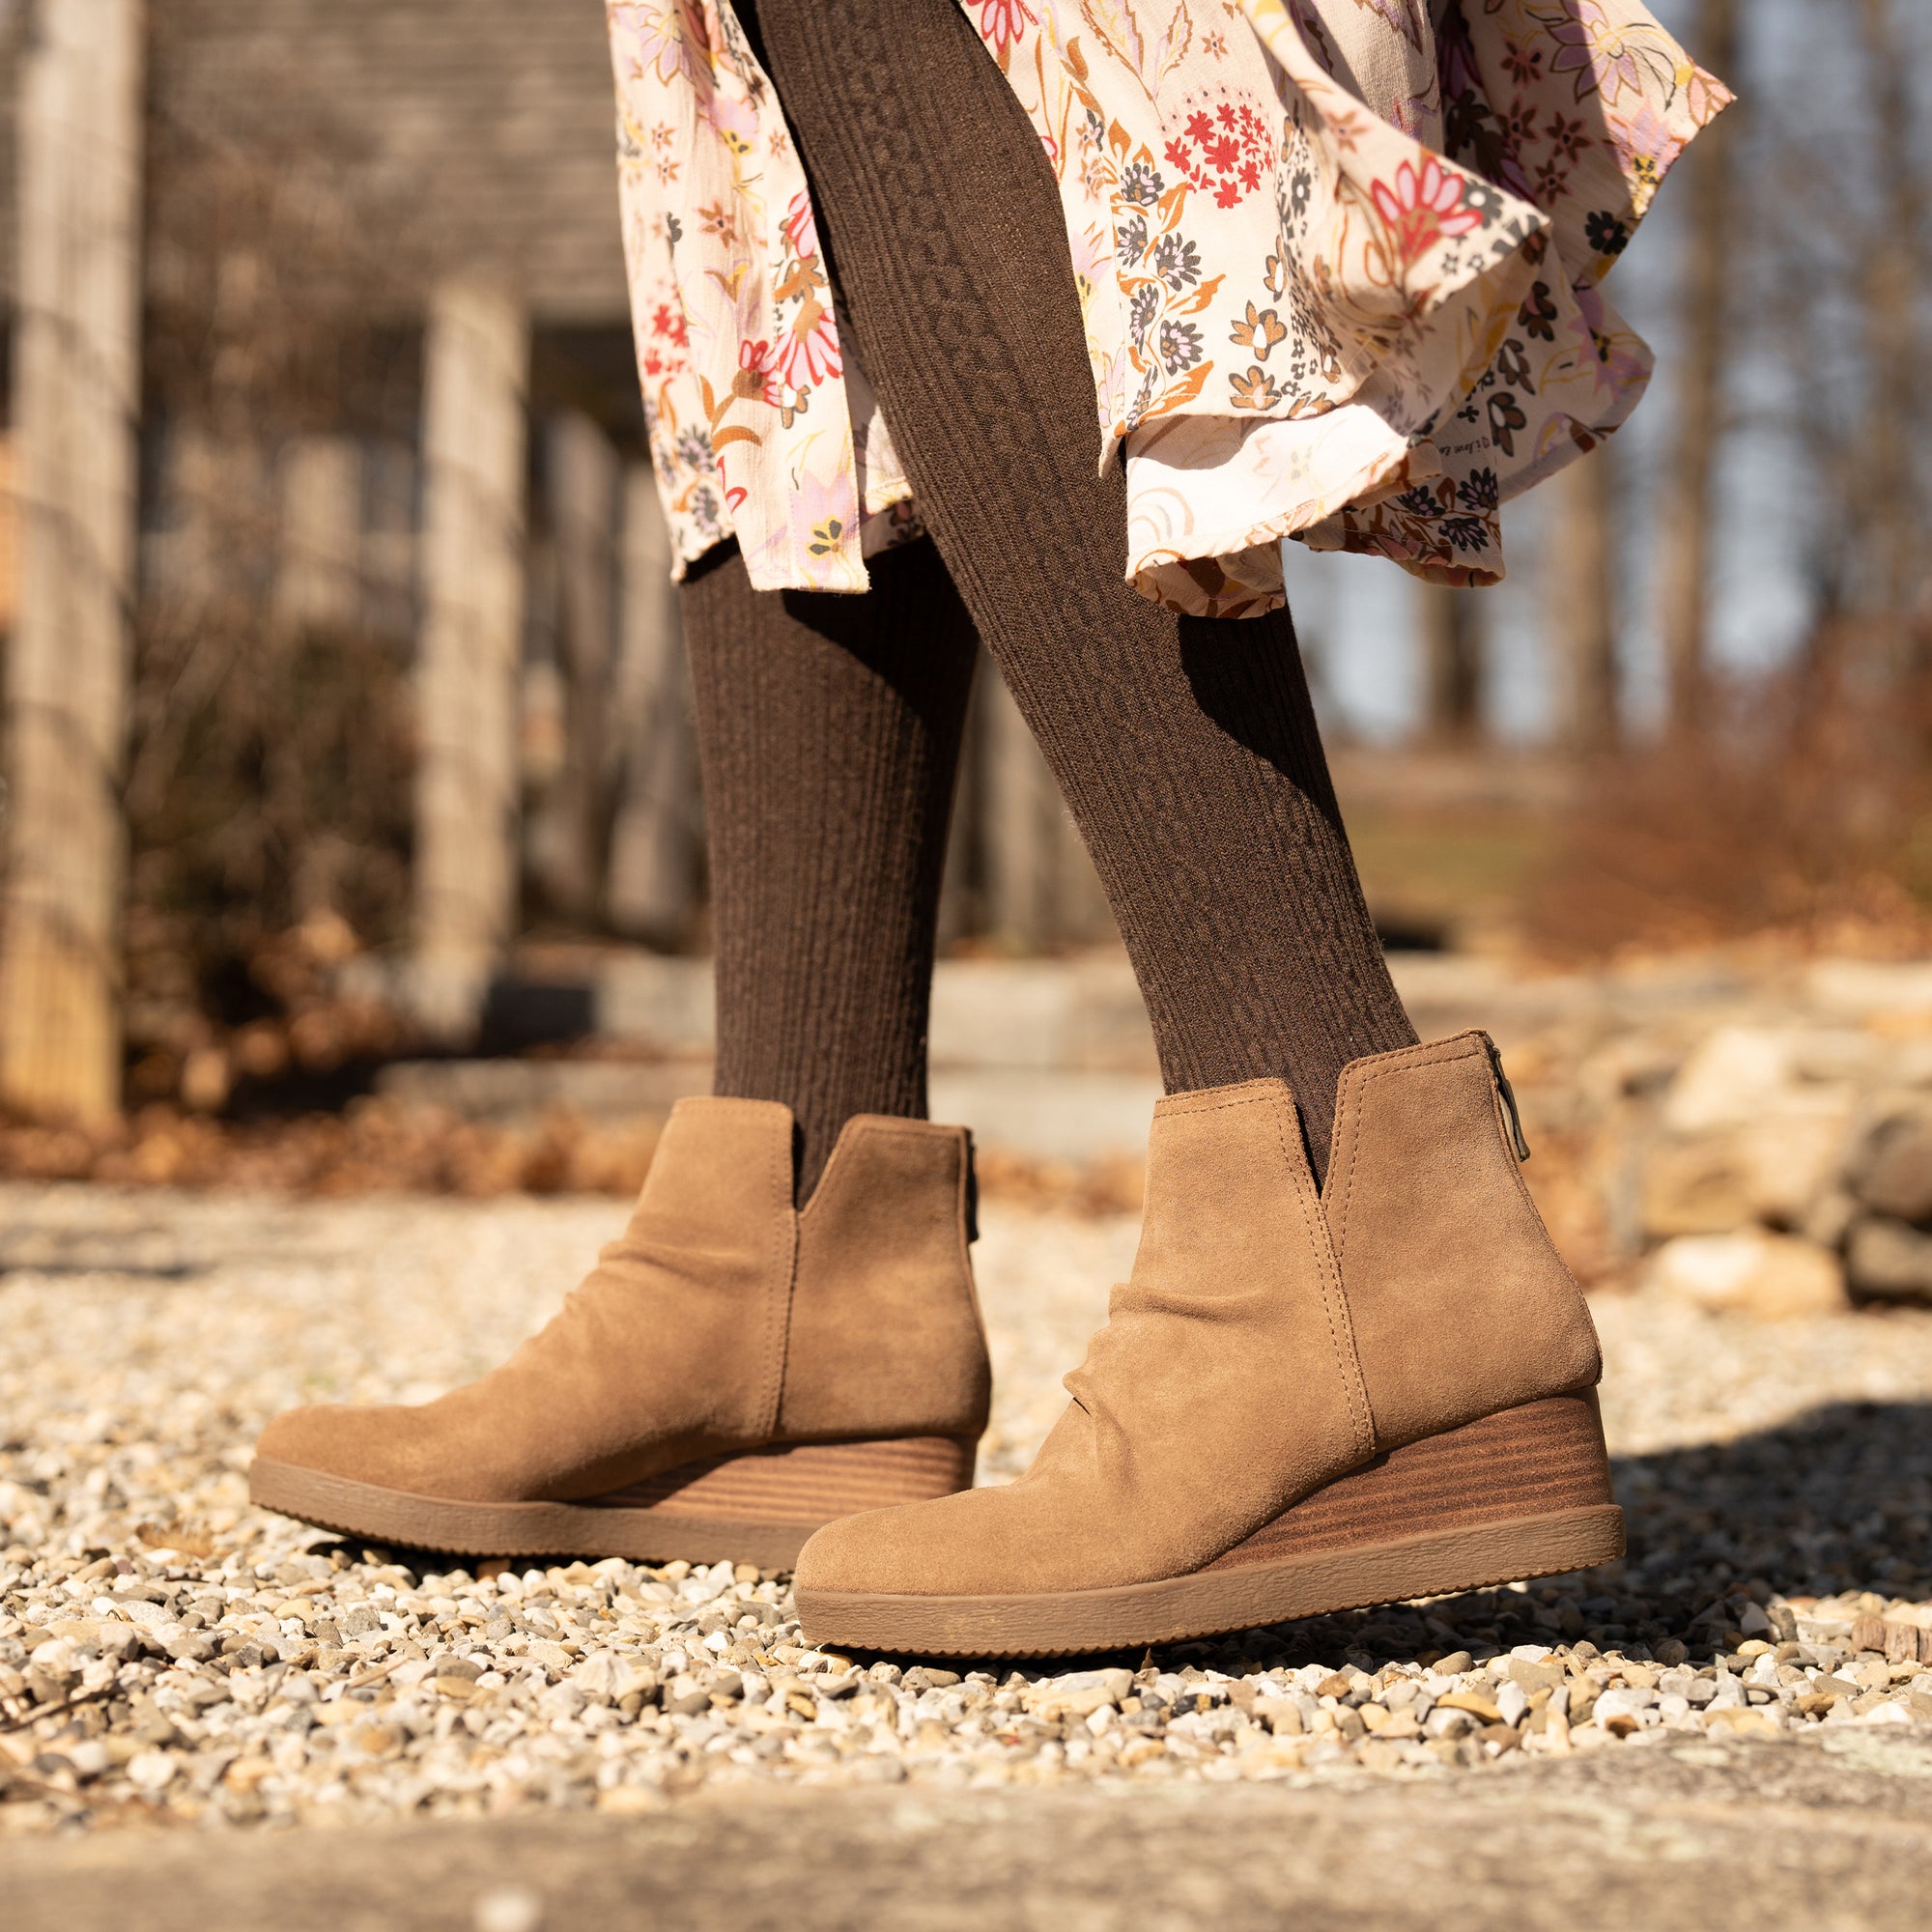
[824,1399,1932,1680]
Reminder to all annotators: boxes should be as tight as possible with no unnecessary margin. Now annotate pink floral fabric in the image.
[607,1,920,591]
[607,0,1728,615]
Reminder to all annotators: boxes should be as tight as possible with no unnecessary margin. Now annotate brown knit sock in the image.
[748,0,1417,1181]
[680,538,979,1201]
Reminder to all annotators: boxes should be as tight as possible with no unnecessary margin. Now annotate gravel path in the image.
[3,1183,1930,1835]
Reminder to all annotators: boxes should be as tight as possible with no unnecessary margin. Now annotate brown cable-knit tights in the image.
[689,0,1415,1195]
[681,537,978,1201]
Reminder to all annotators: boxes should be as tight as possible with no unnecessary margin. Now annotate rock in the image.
[1643,1101,1853,1239]
[1025,1668,1133,1720]
[1705,1707,1780,1736]
[1738,1101,1855,1225]
[1593,1688,1656,1724]
[1662,1028,1804,1135]
[1645,1233,1847,1321]
[126,1748,179,1792]
[1846,1217,1932,1306]
[1853,1109,1932,1223]
[1641,1139,1754,1238]
[568,1652,623,1701]
[472,1885,545,1932]
[1507,1657,1566,1694]
[900,1667,961,1691]
[1859,1700,1913,1725]
[1254,1698,1302,1736]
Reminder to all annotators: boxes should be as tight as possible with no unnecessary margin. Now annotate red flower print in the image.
[651,300,689,348]
[976,0,1038,54]
[772,298,841,391]
[1368,156,1483,265]
[736,338,781,407]
[781,189,819,265]
[1163,98,1274,210]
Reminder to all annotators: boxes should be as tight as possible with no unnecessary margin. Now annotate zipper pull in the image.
[1482,1034,1531,1163]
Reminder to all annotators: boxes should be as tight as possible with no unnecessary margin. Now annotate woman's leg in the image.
[750,0,1415,1184]
[251,534,993,1560]
[681,537,979,1200]
[756,0,1616,1652]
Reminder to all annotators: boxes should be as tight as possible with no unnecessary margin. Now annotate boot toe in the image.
[794,1500,942,1597]
[794,1484,1073,1599]
[253,1403,440,1493]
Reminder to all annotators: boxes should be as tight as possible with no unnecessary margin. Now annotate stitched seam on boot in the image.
[757,1122,798,1443]
[1152,1085,1291,1120]
[1330,1041,1485,1272]
[1270,1094,1375,1464]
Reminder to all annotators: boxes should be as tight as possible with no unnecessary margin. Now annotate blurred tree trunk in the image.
[0,0,145,1123]
[1656,0,1741,736]
[412,277,528,1037]
[1419,582,1483,744]
[1547,445,1619,754]
[607,464,700,945]
[1851,0,1924,686]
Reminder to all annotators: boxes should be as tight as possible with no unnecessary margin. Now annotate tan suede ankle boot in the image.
[250,1097,991,1566]
[794,1032,1619,1655]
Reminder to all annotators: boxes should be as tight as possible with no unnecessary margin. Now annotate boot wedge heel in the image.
[250,1434,977,1571]
[795,1394,1621,1657]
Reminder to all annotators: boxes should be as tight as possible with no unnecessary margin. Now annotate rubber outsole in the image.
[795,1501,1625,1658]
[793,1391,1624,1656]
[249,1435,976,1571]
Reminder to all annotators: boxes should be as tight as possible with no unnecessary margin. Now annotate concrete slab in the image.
[10,1735,1932,1932]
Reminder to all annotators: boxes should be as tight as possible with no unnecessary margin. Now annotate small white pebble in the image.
[473,1887,545,1932]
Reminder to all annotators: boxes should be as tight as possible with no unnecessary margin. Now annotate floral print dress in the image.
[606,0,1729,618]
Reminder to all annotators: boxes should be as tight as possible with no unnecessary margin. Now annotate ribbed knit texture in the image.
[746,0,1418,1179]
[680,538,979,1201]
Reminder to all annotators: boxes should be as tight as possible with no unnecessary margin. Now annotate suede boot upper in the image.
[795,1033,1601,1599]
[254,1097,990,1503]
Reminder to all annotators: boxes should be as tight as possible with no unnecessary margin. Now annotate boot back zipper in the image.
[1481,1034,1532,1162]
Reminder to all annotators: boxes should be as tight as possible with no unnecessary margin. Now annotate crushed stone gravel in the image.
[2,1182,1929,1833]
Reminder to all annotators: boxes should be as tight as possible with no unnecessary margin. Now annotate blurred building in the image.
[0,0,1108,1115]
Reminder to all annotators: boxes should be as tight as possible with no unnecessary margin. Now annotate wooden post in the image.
[1547,445,1620,753]
[608,463,698,944]
[0,0,145,1122]
[1418,582,1484,744]
[412,276,529,1037]
[275,434,362,635]
[527,410,618,922]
